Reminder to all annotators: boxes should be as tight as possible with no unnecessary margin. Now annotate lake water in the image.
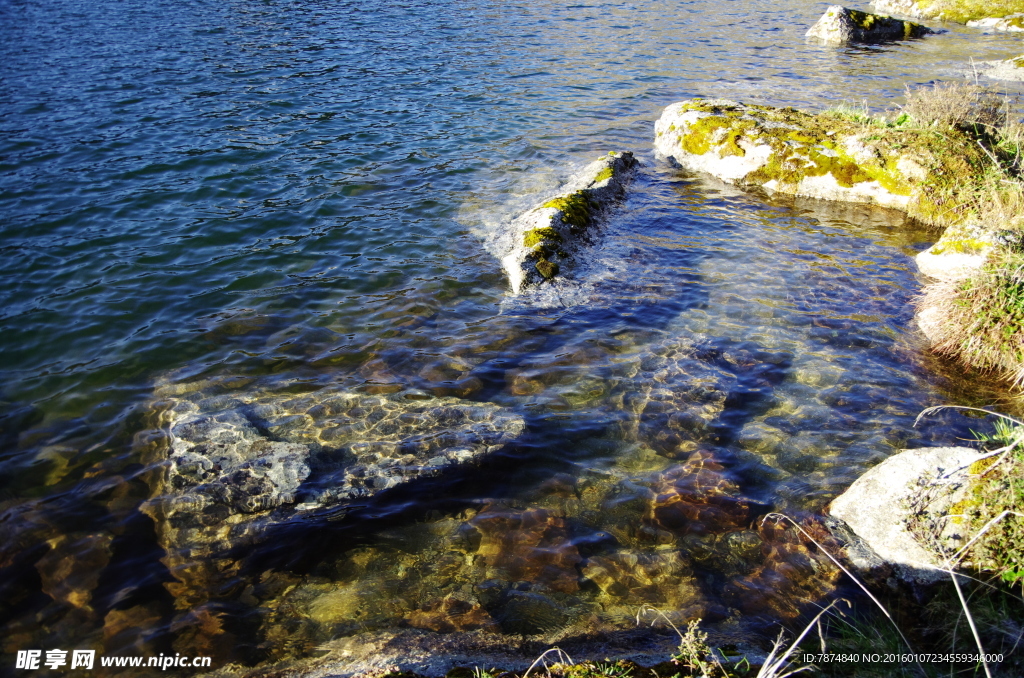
[2,0,1023,671]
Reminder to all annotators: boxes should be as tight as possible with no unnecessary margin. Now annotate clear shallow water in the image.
[2,0,1024,670]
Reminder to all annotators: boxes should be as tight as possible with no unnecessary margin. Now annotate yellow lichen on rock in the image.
[655,98,991,228]
[872,0,1024,23]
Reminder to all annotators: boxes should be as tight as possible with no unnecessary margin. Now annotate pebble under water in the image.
[3,0,1024,672]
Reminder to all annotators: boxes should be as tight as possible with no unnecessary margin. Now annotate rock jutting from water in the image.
[654,98,982,219]
[828,446,983,584]
[968,13,1024,30]
[501,151,638,294]
[141,383,526,609]
[975,54,1024,81]
[652,98,1003,284]
[871,0,1024,24]
[806,6,933,45]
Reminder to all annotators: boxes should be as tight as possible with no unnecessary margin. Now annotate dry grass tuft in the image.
[919,252,1024,386]
[900,82,1007,133]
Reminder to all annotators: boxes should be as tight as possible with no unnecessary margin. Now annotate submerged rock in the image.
[806,6,933,45]
[467,507,582,594]
[501,151,638,294]
[828,446,983,584]
[142,383,525,606]
[646,451,753,537]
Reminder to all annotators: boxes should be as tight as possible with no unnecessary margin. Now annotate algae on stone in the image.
[654,97,991,229]
[807,5,934,45]
[501,151,638,294]
[872,0,1024,23]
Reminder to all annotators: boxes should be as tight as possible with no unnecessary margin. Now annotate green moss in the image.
[916,0,1024,23]
[523,227,563,249]
[543,191,593,230]
[677,100,1007,228]
[534,258,559,279]
[930,236,991,255]
[847,8,877,29]
[593,166,614,183]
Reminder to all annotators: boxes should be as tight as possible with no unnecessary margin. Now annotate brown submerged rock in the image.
[406,593,497,633]
[35,532,114,611]
[468,508,581,594]
[646,451,752,536]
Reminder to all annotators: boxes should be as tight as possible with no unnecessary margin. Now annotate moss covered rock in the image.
[872,0,1024,23]
[500,151,638,294]
[654,98,989,226]
[807,5,934,45]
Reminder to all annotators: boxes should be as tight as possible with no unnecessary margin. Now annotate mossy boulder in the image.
[872,0,1024,23]
[654,98,989,226]
[807,5,934,45]
[500,151,638,294]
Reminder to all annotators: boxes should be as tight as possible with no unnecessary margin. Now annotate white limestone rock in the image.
[654,98,922,210]
[829,446,983,584]
[870,0,926,18]
[975,55,1024,82]
[500,151,638,294]
[807,5,933,45]
[967,14,1024,30]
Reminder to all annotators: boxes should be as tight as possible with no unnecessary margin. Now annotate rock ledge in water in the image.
[975,54,1024,82]
[501,151,638,294]
[653,98,986,217]
[872,0,1024,24]
[828,446,982,584]
[806,6,933,45]
[143,384,526,604]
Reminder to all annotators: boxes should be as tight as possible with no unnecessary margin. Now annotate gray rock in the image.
[501,151,638,294]
[653,98,973,217]
[142,383,526,606]
[828,446,982,584]
[974,54,1024,82]
[807,6,933,45]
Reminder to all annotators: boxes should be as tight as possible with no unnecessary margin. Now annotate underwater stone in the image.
[500,151,638,294]
[469,508,582,594]
[406,592,497,633]
[34,532,114,611]
[581,549,698,609]
[498,590,568,635]
[142,382,526,608]
[806,6,933,45]
[646,451,753,536]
